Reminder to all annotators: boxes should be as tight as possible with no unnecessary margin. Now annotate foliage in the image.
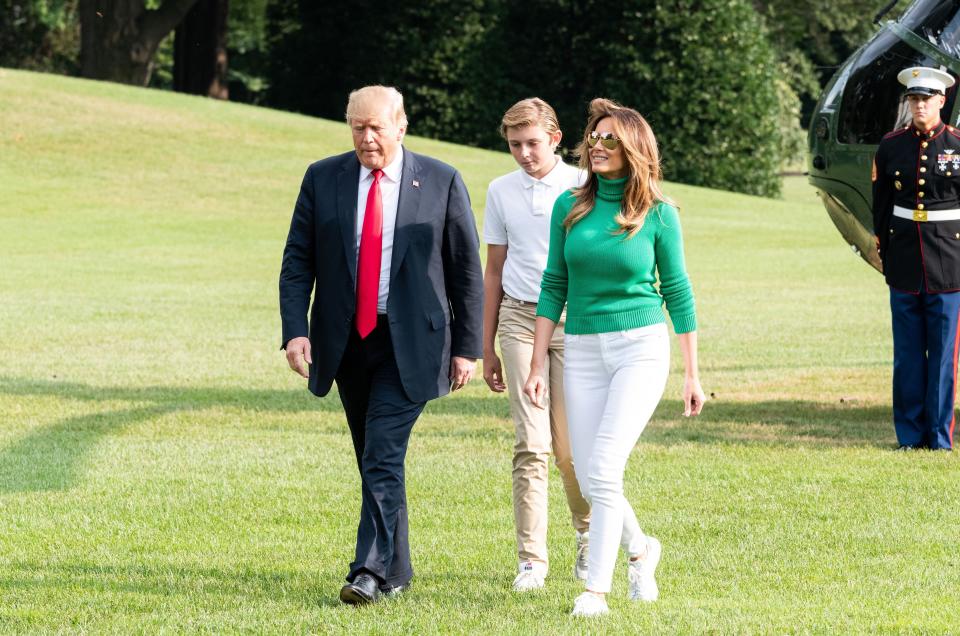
[776,66,807,171]
[0,0,907,195]
[754,0,890,123]
[453,0,606,151]
[226,0,270,102]
[641,0,784,196]
[77,0,202,85]
[263,0,495,128]
[149,34,175,90]
[459,0,784,196]
[261,0,786,197]
[0,0,78,73]
[145,0,267,96]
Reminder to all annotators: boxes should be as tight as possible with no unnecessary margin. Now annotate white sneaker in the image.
[627,536,662,602]
[571,591,609,617]
[574,531,589,581]
[512,561,546,592]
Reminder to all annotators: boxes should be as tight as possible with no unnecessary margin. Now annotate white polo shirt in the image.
[356,148,403,314]
[483,157,584,302]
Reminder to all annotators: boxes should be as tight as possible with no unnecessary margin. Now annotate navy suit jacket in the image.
[279,148,483,403]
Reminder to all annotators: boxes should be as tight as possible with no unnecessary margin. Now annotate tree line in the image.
[1,0,890,197]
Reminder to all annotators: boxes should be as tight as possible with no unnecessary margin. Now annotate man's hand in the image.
[482,353,506,392]
[449,356,476,392]
[285,336,312,379]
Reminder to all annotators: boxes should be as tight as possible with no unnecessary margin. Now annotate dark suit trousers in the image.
[336,315,426,588]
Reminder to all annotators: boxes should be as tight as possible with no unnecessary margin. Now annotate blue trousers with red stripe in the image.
[889,286,960,449]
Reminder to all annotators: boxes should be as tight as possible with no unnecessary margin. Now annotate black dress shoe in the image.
[381,582,410,597]
[340,573,381,605]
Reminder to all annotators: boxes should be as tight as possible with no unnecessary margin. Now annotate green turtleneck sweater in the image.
[536,175,697,334]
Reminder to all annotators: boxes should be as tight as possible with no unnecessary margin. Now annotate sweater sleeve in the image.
[653,203,697,334]
[536,192,573,323]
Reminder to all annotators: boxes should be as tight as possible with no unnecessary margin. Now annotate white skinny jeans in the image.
[563,323,670,593]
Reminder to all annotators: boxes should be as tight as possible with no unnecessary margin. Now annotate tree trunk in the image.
[80,0,200,86]
[173,0,229,99]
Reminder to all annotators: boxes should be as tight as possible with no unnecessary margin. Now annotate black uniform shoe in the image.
[340,573,381,605]
[381,582,410,597]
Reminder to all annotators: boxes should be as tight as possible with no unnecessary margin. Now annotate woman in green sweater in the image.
[523,98,705,617]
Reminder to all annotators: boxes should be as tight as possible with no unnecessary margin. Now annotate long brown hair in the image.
[565,98,672,237]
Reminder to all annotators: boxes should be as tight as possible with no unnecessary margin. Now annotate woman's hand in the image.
[523,365,547,409]
[682,376,706,416]
[524,317,560,409]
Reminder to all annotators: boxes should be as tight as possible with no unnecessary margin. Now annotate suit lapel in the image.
[337,154,361,286]
[391,148,421,280]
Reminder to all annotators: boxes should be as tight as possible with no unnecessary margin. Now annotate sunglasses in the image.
[586,131,621,149]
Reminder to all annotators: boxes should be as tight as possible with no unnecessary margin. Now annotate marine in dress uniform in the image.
[873,66,960,450]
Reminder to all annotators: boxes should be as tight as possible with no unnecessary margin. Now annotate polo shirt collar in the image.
[520,155,564,189]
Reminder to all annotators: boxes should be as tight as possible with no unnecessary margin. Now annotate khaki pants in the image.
[498,296,590,566]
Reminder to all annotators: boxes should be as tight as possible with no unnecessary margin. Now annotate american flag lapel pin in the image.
[412,179,420,188]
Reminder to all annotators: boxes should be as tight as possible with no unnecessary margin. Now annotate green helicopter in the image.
[808,0,960,270]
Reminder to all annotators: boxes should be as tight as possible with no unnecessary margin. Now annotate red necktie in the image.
[356,169,383,338]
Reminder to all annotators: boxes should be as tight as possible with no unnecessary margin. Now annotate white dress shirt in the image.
[356,148,403,314]
[483,157,584,302]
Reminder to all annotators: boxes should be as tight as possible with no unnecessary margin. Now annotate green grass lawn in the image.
[1,68,957,634]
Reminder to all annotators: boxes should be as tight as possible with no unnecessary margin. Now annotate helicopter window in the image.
[822,61,852,111]
[900,0,960,54]
[837,30,958,144]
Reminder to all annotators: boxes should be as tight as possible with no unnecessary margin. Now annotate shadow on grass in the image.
[648,399,892,448]
[0,376,894,493]
[0,376,509,417]
[0,559,536,615]
[0,376,509,493]
[0,405,172,492]
[0,559,342,607]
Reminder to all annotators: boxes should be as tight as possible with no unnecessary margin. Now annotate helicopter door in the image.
[838,0,960,146]
[837,30,958,146]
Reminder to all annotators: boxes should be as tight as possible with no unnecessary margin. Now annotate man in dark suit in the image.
[279,85,483,603]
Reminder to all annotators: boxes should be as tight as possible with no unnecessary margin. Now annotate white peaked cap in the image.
[898,66,956,96]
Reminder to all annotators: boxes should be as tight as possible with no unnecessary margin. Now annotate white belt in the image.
[893,205,960,222]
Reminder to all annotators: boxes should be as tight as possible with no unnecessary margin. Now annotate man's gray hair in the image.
[345,86,408,127]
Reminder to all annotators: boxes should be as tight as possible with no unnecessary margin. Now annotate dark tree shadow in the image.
[646,399,893,448]
[0,405,172,492]
[0,559,340,607]
[0,376,898,494]
[0,376,337,493]
[0,376,512,493]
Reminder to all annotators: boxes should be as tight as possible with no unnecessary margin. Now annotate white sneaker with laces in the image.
[512,561,546,592]
[627,536,662,602]
[571,591,609,617]
[574,531,589,581]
